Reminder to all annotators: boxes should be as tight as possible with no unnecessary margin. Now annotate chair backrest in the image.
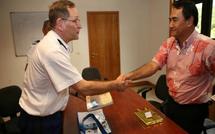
[82,67,101,81]
[155,75,169,101]
[0,85,22,118]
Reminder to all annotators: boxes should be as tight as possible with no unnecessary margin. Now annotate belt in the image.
[20,108,63,119]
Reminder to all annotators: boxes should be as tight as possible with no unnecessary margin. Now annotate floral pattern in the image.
[152,30,215,104]
[189,59,205,76]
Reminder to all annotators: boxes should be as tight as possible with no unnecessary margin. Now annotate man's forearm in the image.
[126,61,159,80]
[70,77,126,96]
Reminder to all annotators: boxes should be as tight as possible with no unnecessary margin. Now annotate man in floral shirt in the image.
[125,1,215,134]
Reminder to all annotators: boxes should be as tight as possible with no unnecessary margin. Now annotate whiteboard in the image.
[10,12,48,57]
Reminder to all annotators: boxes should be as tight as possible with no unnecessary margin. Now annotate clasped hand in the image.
[114,74,132,91]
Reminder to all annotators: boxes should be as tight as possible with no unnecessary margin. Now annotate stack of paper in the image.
[86,92,113,111]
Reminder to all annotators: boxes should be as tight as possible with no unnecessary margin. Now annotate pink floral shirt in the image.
[152,30,215,104]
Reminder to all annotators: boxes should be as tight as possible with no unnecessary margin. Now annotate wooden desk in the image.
[209,102,215,121]
[63,90,187,134]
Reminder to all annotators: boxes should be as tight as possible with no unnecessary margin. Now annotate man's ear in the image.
[186,16,194,27]
[55,18,64,31]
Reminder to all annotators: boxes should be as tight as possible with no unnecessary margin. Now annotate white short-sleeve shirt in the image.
[19,31,82,116]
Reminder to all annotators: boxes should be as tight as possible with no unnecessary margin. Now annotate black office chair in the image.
[82,67,102,81]
[138,74,169,112]
[0,85,22,134]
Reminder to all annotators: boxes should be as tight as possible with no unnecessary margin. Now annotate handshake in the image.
[112,74,133,92]
[70,73,135,97]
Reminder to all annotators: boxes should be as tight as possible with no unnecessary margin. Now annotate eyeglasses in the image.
[62,17,80,24]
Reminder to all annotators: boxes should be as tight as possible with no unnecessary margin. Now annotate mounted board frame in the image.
[10,11,48,57]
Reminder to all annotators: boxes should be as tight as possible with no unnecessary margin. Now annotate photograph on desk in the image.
[86,92,113,111]
[77,109,111,134]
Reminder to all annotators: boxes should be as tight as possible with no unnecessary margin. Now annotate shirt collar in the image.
[183,30,198,48]
[174,29,198,49]
[48,30,70,52]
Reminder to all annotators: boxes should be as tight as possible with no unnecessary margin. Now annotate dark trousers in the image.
[19,108,63,134]
[163,96,209,134]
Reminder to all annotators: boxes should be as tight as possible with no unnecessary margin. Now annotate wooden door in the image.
[87,12,120,80]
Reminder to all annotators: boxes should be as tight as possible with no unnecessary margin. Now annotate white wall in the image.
[0,0,169,88]
[147,0,169,81]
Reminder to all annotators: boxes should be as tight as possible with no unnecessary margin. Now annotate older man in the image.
[19,1,127,134]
